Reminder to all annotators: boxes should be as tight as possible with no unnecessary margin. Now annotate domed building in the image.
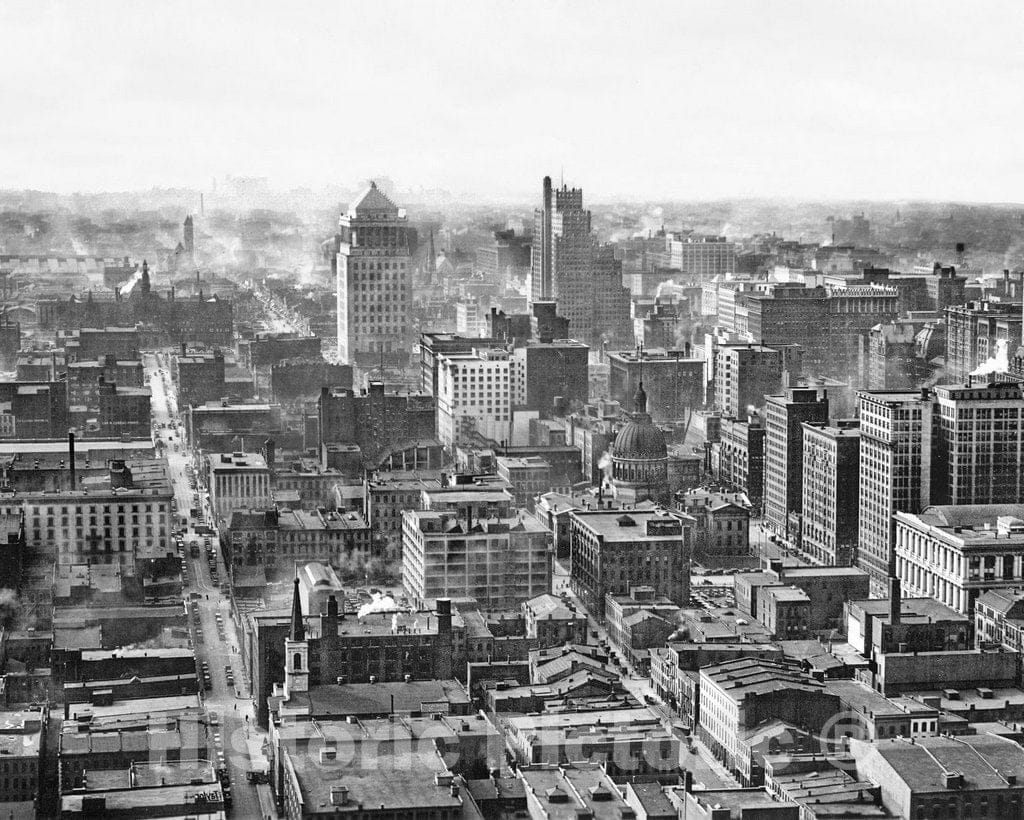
[611,380,669,504]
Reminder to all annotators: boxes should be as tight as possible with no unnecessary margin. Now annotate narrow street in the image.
[551,561,739,789]
[145,351,274,819]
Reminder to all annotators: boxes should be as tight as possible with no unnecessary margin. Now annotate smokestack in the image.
[68,431,76,490]
[889,577,901,626]
[180,342,186,357]
[437,599,452,634]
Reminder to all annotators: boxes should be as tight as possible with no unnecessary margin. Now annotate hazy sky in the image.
[2,0,1023,202]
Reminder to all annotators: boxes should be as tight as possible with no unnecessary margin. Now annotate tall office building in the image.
[714,343,800,418]
[932,382,1024,506]
[945,301,1021,384]
[530,176,555,301]
[335,181,412,366]
[529,176,631,347]
[716,414,766,515]
[856,390,936,595]
[665,233,736,280]
[801,420,860,566]
[435,347,513,449]
[763,387,829,537]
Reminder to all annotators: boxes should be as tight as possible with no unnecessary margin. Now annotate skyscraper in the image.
[856,389,936,595]
[531,176,554,300]
[529,176,631,347]
[801,419,860,566]
[932,382,1024,506]
[335,181,412,366]
[763,387,829,538]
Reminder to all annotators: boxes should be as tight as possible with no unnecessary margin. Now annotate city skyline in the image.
[2,0,1024,202]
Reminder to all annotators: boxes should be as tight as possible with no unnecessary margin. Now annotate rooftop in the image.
[208,451,268,470]
[701,657,825,702]
[297,680,470,718]
[288,751,460,815]
[570,509,687,540]
[825,679,937,718]
[524,593,582,620]
[864,734,1024,793]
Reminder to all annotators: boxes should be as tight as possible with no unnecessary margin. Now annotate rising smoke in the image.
[971,339,1010,377]
[357,591,399,620]
[0,588,22,630]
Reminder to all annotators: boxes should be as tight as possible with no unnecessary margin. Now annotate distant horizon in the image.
[3,182,1024,211]
[2,1,1023,203]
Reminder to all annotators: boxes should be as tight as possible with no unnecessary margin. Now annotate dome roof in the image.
[612,378,667,460]
[613,417,667,460]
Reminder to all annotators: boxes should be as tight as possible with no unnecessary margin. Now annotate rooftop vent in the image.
[943,771,964,790]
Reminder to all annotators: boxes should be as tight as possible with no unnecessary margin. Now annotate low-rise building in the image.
[975,587,1024,650]
[226,507,372,574]
[675,488,751,566]
[0,708,44,808]
[18,458,172,576]
[486,668,625,713]
[845,584,970,660]
[736,561,870,633]
[504,708,678,774]
[569,510,692,618]
[58,710,210,789]
[496,455,551,510]
[364,473,442,556]
[759,585,811,639]
[895,504,1024,615]
[207,451,272,522]
[650,642,785,726]
[245,591,455,729]
[519,763,646,818]
[59,761,225,818]
[668,785,800,820]
[522,594,588,645]
[764,754,887,820]
[852,734,1024,820]
[823,679,939,742]
[402,490,550,609]
[698,657,841,786]
[604,585,681,671]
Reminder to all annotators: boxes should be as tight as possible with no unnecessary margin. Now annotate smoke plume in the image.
[357,591,398,620]
[0,588,22,630]
[970,339,1009,377]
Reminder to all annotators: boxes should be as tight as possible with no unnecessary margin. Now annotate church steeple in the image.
[289,577,304,641]
[284,577,309,697]
[425,229,437,284]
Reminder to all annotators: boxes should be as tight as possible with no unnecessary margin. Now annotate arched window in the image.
[293,652,302,670]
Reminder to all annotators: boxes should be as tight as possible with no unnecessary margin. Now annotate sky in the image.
[1,0,1023,202]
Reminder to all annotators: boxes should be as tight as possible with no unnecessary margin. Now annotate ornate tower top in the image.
[289,577,305,642]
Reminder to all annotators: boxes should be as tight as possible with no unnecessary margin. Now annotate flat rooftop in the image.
[288,749,459,815]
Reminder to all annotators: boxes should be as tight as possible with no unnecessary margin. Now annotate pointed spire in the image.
[426,230,437,284]
[634,381,648,415]
[290,577,304,641]
[635,341,647,414]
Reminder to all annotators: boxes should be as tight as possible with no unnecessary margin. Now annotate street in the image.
[551,561,738,789]
[145,351,275,819]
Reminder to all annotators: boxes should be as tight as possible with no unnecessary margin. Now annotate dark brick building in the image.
[318,383,437,470]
